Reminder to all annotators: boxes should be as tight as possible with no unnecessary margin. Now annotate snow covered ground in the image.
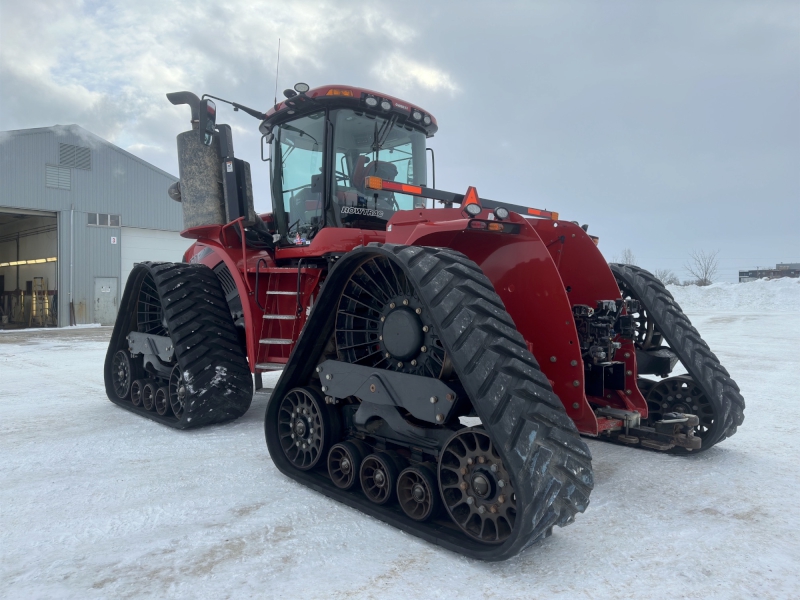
[2,279,799,599]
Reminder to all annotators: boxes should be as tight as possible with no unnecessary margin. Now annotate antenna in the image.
[273,38,281,108]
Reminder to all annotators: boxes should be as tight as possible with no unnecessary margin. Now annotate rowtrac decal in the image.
[341,206,385,218]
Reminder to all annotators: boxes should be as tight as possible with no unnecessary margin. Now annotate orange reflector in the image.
[365,176,383,190]
[326,89,354,96]
[527,207,559,220]
[487,222,503,232]
[461,186,481,208]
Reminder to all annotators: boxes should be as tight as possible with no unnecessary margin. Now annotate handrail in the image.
[255,258,269,310]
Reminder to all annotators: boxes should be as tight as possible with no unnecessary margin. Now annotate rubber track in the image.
[265,244,593,561]
[610,264,745,447]
[104,262,252,428]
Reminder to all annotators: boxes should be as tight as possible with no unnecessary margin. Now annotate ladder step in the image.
[266,291,297,295]
[259,338,294,345]
[256,362,286,370]
[263,314,296,320]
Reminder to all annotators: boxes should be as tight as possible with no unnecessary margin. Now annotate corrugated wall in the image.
[0,125,183,325]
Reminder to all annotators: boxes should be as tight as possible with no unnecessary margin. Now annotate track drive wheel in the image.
[610,263,745,449]
[646,375,716,452]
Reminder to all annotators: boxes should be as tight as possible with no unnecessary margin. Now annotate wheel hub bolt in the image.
[490,464,498,473]
[466,496,474,505]
[430,396,438,404]
[497,479,505,488]
[389,302,396,309]
[478,456,485,464]
[498,495,505,504]
[302,443,307,449]
[411,360,417,366]
[422,326,429,332]
[397,362,403,368]
[380,316,385,322]
[385,352,391,358]
[461,467,468,475]
[490,505,498,514]
[374,469,386,487]
[341,458,351,474]
[460,482,468,491]
[415,308,421,314]
[478,505,486,514]
[420,346,427,352]
[467,458,473,465]
[403,299,409,306]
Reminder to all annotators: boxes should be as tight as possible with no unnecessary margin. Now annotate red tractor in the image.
[104,83,745,561]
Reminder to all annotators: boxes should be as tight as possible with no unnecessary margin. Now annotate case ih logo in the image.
[341,206,384,218]
[394,102,410,111]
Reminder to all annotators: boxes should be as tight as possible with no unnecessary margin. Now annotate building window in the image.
[45,165,71,190]
[88,213,121,227]
[59,143,91,170]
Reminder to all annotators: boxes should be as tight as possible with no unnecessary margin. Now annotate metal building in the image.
[0,125,186,328]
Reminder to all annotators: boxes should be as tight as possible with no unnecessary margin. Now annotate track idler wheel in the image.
[110,350,135,399]
[328,441,366,490]
[360,453,401,505]
[439,428,516,544]
[168,364,186,419]
[142,381,157,411]
[278,387,338,471]
[397,464,440,521]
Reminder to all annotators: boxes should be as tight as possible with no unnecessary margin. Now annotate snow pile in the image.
[667,277,799,312]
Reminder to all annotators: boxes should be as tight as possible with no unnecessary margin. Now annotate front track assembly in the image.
[265,244,593,561]
[103,261,252,428]
[611,264,745,451]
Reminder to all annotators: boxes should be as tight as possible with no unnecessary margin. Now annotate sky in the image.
[1,0,798,282]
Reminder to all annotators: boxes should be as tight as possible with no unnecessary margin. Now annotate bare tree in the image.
[612,248,637,265]
[685,249,720,286]
[654,268,680,286]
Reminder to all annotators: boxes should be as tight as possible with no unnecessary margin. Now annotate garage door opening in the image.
[0,208,58,329]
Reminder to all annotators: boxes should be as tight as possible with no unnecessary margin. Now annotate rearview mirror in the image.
[198,99,216,145]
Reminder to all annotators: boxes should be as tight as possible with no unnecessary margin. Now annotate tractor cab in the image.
[260,85,437,244]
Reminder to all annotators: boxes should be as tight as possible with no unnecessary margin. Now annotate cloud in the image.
[373,52,459,94]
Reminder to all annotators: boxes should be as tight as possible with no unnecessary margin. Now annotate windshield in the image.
[270,111,326,243]
[330,109,427,229]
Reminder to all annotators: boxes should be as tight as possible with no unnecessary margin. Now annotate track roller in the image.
[142,381,157,411]
[360,453,401,505]
[328,441,366,490]
[131,379,146,408]
[154,386,170,416]
[397,464,440,521]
